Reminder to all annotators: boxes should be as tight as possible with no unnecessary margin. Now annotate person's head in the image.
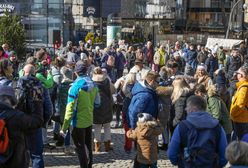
[35,50,46,62]
[189,44,194,50]
[23,64,36,76]
[147,41,152,48]
[25,56,37,66]
[236,66,248,82]
[2,43,9,51]
[167,60,178,76]
[0,85,17,106]
[159,66,168,81]
[137,113,153,123]
[175,41,180,48]
[159,44,165,51]
[95,46,100,52]
[74,61,88,76]
[225,141,248,166]
[54,56,66,68]
[60,66,73,81]
[136,48,144,60]
[196,64,207,77]
[171,77,191,103]
[107,55,115,67]
[9,51,17,62]
[185,95,207,113]
[128,46,134,52]
[197,44,201,51]
[145,70,160,89]
[207,84,218,97]
[194,83,207,97]
[231,48,239,57]
[67,41,73,48]
[0,59,13,79]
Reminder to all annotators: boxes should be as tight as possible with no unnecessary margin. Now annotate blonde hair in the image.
[171,77,191,104]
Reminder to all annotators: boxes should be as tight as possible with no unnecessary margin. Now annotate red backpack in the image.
[0,111,15,163]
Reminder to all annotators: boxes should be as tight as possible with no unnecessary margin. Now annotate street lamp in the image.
[226,0,247,39]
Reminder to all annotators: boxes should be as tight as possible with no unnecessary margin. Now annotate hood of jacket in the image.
[186,111,219,129]
[92,73,107,82]
[74,76,96,92]
[156,86,173,96]
[0,102,13,112]
[136,121,159,138]
[132,81,155,97]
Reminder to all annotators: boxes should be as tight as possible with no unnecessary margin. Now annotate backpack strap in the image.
[0,110,17,122]
[179,120,194,148]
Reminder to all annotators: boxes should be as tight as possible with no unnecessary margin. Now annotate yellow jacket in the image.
[230,79,248,123]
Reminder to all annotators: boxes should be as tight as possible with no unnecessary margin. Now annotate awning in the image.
[205,38,244,50]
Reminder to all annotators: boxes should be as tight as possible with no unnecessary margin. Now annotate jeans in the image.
[233,122,248,140]
[64,129,71,146]
[72,126,92,168]
[42,128,48,144]
[53,121,60,134]
[94,123,111,142]
[27,128,44,168]
[139,162,158,168]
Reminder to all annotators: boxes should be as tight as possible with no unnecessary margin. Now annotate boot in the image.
[104,140,113,152]
[94,142,101,152]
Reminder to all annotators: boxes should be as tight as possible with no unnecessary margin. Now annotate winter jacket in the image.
[0,76,12,86]
[230,80,248,123]
[144,47,154,64]
[205,56,218,78]
[67,51,79,63]
[194,74,213,89]
[115,51,126,70]
[168,112,228,168]
[185,49,198,71]
[0,102,43,168]
[128,81,158,129]
[207,96,233,134]
[170,91,193,127]
[197,51,208,64]
[154,49,167,66]
[92,74,115,124]
[217,49,226,65]
[125,51,136,70]
[61,76,100,131]
[127,121,163,164]
[156,86,173,127]
[36,70,54,89]
[225,56,242,79]
[101,62,117,83]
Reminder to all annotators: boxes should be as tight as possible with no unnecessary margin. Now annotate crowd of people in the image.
[0,39,248,168]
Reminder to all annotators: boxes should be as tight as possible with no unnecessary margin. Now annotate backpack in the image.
[0,111,16,163]
[179,120,221,168]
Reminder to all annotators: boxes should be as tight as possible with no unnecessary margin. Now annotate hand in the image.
[60,130,66,138]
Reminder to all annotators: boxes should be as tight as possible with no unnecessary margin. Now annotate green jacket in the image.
[207,96,232,134]
[61,76,100,131]
[36,72,54,89]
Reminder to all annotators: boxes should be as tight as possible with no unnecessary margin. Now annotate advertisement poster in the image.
[107,25,122,47]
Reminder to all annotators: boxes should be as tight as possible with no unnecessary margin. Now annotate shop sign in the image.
[0,4,15,16]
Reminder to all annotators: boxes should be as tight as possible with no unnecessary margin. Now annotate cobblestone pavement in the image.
[43,127,176,168]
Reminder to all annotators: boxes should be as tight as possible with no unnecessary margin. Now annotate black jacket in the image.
[0,102,43,168]
[225,56,242,79]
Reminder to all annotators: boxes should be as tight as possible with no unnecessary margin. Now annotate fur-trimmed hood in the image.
[136,120,162,138]
[92,73,107,82]
[156,86,173,96]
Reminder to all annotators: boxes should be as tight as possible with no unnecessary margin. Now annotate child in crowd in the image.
[127,113,163,168]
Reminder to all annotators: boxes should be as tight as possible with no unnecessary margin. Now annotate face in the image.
[148,79,159,89]
[10,55,16,62]
[236,71,244,81]
[198,69,205,77]
[195,91,206,98]
[232,50,239,57]
[3,45,8,51]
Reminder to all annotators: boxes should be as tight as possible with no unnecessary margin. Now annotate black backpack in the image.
[179,120,221,168]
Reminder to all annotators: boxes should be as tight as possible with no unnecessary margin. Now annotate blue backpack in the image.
[179,120,221,168]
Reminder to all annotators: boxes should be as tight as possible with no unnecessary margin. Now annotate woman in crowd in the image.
[0,58,13,86]
[194,63,213,89]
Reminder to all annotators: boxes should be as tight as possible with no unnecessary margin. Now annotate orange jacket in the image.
[230,80,248,123]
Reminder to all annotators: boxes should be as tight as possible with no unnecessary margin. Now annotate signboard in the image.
[83,0,100,17]
[0,4,15,16]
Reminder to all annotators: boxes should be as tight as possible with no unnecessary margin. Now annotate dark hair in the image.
[54,56,66,68]
[194,83,207,94]
[35,50,46,61]
[187,95,207,111]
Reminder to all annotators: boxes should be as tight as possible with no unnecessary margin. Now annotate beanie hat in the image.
[197,63,207,71]
[75,62,88,75]
[184,64,194,76]
[0,85,17,105]
[137,113,153,123]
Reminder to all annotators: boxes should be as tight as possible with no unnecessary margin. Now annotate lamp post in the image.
[226,0,244,39]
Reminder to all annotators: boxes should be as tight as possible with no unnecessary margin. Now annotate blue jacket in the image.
[185,49,197,71]
[168,112,228,168]
[115,51,125,70]
[128,81,158,129]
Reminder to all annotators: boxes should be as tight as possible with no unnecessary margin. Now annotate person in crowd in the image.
[92,67,116,152]
[230,66,248,139]
[115,48,126,79]
[94,46,102,66]
[87,52,96,77]
[125,46,136,71]
[197,46,208,64]
[228,71,239,99]
[0,46,8,60]
[170,77,192,133]
[129,57,150,82]
[194,83,207,98]
[0,85,43,168]
[60,62,100,168]
[185,44,198,72]
[194,64,212,89]
[205,51,219,79]
[77,41,89,57]
[60,41,73,58]
[67,46,79,64]
[143,41,154,68]
[8,51,19,80]
[225,48,242,80]
[85,39,93,51]
[171,51,185,73]
[101,55,117,83]
[168,95,228,168]
[0,58,13,86]
[57,64,74,154]
[128,71,159,129]
[166,60,183,77]
[2,43,11,56]
[127,113,163,168]
[217,46,226,69]
[207,85,233,142]
[16,64,45,168]
[225,141,248,167]
[156,83,173,150]
[153,44,167,72]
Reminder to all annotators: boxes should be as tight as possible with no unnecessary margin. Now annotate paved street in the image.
[43,127,176,168]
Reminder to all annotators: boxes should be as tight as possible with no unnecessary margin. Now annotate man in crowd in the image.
[225,48,242,80]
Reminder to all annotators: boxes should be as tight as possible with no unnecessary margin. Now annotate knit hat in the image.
[137,113,153,123]
[0,85,17,105]
[197,63,207,71]
[74,61,88,75]
[60,66,73,81]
